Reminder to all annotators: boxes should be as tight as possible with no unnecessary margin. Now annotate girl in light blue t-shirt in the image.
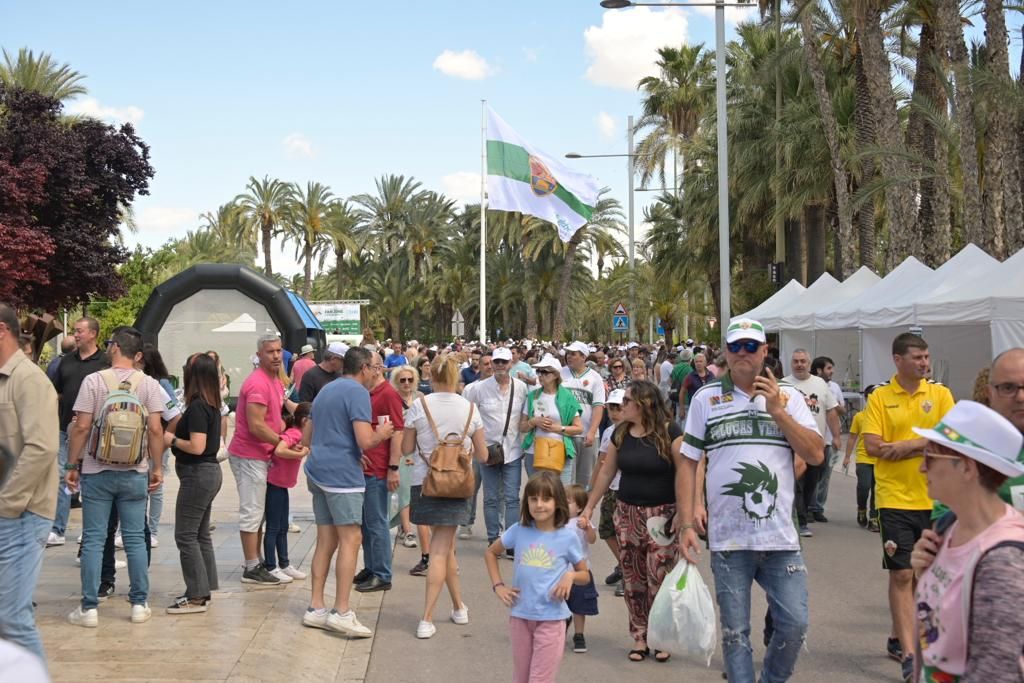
[484,471,589,683]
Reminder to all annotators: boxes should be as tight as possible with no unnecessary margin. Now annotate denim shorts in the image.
[308,479,364,526]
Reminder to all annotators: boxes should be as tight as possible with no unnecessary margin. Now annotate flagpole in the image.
[479,99,488,344]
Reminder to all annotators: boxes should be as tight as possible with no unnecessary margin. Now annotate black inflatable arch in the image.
[134,263,312,354]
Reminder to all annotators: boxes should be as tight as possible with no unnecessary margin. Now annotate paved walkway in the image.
[37,450,896,682]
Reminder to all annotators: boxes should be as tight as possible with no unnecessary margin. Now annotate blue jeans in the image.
[361,475,391,582]
[479,458,522,542]
[0,511,51,661]
[467,460,483,526]
[810,446,837,514]
[52,431,70,536]
[81,470,149,609]
[263,483,290,570]
[147,450,171,534]
[711,550,809,683]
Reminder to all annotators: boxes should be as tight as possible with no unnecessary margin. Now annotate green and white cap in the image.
[912,400,1024,477]
[725,318,767,344]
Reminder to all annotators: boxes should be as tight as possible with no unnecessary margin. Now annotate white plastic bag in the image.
[647,561,717,665]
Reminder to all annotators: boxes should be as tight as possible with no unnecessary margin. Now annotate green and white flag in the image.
[486,107,602,242]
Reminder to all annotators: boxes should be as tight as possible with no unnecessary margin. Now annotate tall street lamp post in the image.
[599,0,748,340]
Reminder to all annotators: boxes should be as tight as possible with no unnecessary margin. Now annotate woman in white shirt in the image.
[401,354,487,640]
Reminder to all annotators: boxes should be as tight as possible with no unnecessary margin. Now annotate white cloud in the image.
[692,4,758,24]
[66,97,144,125]
[283,132,314,159]
[584,7,689,90]
[441,171,482,205]
[596,111,618,140]
[522,47,540,63]
[136,206,197,234]
[433,49,495,80]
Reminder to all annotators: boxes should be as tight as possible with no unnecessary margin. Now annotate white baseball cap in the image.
[492,347,513,362]
[326,341,349,357]
[565,341,590,355]
[725,318,767,344]
[912,400,1024,478]
[606,389,626,405]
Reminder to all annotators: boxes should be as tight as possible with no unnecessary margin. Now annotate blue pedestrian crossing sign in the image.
[612,303,629,333]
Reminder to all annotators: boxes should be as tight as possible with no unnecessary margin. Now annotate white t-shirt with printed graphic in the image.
[683,375,820,552]
[782,374,837,444]
[560,366,606,433]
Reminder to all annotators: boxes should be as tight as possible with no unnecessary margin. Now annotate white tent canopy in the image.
[761,272,840,331]
[782,266,881,331]
[815,257,931,330]
[740,279,806,321]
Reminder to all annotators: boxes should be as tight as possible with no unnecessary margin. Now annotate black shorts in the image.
[878,508,931,570]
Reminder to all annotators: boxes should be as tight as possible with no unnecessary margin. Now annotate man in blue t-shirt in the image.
[384,341,407,372]
[301,347,394,638]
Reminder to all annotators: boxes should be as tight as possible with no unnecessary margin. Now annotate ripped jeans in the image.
[710,550,808,683]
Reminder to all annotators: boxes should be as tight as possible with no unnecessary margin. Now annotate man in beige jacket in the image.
[0,302,59,663]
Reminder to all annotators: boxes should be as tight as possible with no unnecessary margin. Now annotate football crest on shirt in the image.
[922,400,933,414]
[721,461,778,523]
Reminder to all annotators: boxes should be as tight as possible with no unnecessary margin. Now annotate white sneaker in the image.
[402,532,418,548]
[150,535,159,548]
[115,559,127,569]
[416,620,437,639]
[131,603,152,623]
[76,533,82,543]
[326,609,372,638]
[288,523,301,533]
[46,532,65,547]
[450,604,469,625]
[281,565,306,580]
[457,525,473,540]
[270,568,294,583]
[302,607,329,630]
[114,533,124,549]
[68,606,98,628]
[75,554,81,566]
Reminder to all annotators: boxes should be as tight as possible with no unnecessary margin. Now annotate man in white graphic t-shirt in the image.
[560,341,605,487]
[679,318,823,683]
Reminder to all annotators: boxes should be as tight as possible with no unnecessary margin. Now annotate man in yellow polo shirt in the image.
[861,332,954,682]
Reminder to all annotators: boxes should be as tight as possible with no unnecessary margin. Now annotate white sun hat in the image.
[533,354,563,373]
[911,400,1024,478]
[565,341,590,355]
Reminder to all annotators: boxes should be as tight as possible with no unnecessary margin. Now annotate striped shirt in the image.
[683,372,819,552]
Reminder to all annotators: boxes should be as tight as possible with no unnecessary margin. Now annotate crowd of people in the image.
[1,301,1023,682]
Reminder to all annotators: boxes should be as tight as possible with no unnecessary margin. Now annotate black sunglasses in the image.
[492,359,510,365]
[398,377,415,384]
[536,369,556,376]
[727,340,762,354]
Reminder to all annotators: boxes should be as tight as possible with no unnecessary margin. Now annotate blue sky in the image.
[4,1,1021,278]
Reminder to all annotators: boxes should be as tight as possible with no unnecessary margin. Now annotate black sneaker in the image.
[353,568,372,585]
[868,519,880,533]
[410,558,429,577]
[166,596,208,614]
[887,637,904,661]
[812,512,829,523]
[505,548,515,560]
[901,655,913,682]
[573,633,587,653]
[604,565,623,585]
[354,576,392,593]
[241,565,281,585]
[615,580,625,597]
[97,582,115,601]
[857,509,868,527]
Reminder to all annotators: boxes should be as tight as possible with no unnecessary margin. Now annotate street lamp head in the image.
[565,153,582,159]
[600,0,633,7]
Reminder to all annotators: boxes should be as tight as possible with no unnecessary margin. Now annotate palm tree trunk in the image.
[1015,31,1024,254]
[936,0,984,247]
[785,217,805,284]
[912,20,951,266]
[805,203,827,283]
[262,219,274,276]
[853,51,877,269]
[551,238,580,341]
[525,293,538,339]
[980,0,1013,257]
[334,245,346,298]
[799,3,855,278]
[303,240,313,298]
[855,0,919,269]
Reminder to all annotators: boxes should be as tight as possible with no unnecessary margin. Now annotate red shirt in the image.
[292,357,316,392]
[364,380,406,479]
[267,427,303,488]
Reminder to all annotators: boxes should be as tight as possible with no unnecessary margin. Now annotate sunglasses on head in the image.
[727,340,762,354]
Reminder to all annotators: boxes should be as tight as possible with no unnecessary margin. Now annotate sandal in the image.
[654,650,671,662]
[628,647,650,662]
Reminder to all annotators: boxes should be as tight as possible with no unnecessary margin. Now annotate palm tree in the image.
[0,48,87,102]
[314,200,362,299]
[282,181,335,298]
[235,175,290,276]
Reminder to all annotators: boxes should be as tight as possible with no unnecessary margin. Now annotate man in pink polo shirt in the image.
[229,334,287,585]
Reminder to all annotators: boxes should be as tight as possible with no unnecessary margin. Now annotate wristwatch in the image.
[388,464,400,471]
[64,462,78,472]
